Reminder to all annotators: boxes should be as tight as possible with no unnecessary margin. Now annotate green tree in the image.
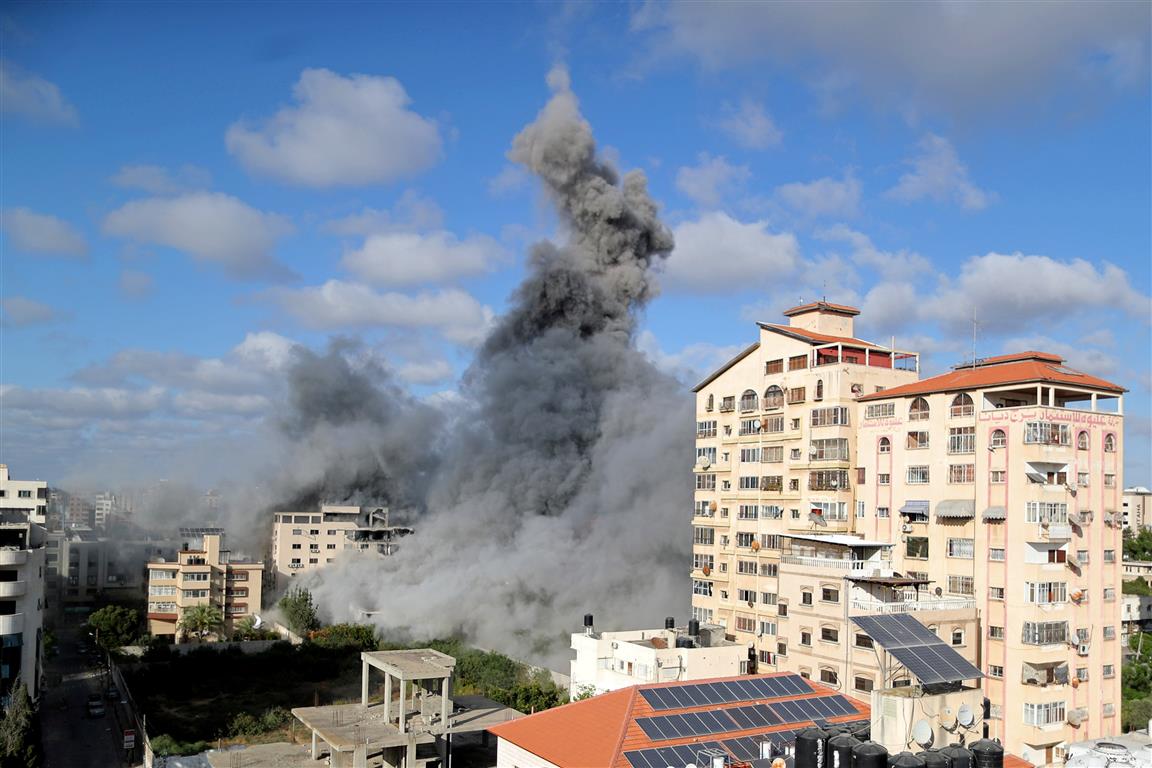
[1125,528,1152,561]
[0,680,39,768]
[309,623,377,650]
[279,588,320,636]
[232,616,275,641]
[87,605,140,649]
[1124,577,1152,596]
[178,604,224,642]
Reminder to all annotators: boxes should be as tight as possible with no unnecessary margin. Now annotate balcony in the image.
[781,555,872,572]
[851,598,976,614]
[0,614,25,634]
[1037,523,1072,541]
[0,581,27,598]
[0,549,28,566]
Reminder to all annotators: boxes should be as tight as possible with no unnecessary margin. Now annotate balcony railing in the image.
[781,555,872,571]
[1038,523,1072,540]
[851,598,977,614]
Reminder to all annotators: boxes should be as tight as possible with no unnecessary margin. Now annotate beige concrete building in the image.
[269,505,412,589]
[0,465,48,526]
[692,302,1126,768]
[1123,486,1152,530]
[146,529,264,641]
[0,511,46,700]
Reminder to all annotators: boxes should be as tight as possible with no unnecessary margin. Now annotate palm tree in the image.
[178,604,224,643]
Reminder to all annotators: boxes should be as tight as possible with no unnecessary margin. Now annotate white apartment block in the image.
[269,505,412,588]
[692,302,1126,768]
[146,530,263,642]
[569,617,749,699]
[1123,486,1152,530]
[0,465,47,526]
[0,511,46,700]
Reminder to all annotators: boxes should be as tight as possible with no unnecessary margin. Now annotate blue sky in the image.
[1,2,1149,488]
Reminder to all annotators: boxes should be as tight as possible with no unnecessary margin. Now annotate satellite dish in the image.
[700,458,712,469]
[912,719,934,748]
[940,706,957,729]
[934,586,943,597]
[957,703,975,727]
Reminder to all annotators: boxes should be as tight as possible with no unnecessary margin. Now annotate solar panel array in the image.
[624,720,870,768]
[852,614,984,685]
[637,674,812,711]
[637,695,859,742]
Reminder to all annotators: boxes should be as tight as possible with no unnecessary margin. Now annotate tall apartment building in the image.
[145,529,263,642]
[1123,486,1152,530]
[0,511,46,700]
[269,505,412,589]
[692,302,1125,767]
[0,465,48,526]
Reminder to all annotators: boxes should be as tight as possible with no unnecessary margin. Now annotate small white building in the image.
[1122,592,1152,647]
[0,466,47,526]
[568,616,750,699]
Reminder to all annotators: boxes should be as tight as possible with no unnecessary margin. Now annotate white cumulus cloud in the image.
[713,99,782,149]
[102,192,293,280]
[660,212,799,292]
[0,61,76,123]
[226,68,442,187]
[775,172,861,219]
[0,208,87,257]
[111,164,212,196]
[342,230,508,287]
[887,134,993,210]
[675,154,751,208]
[1,296,61,328]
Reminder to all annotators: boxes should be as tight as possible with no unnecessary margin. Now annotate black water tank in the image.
[827,731,860,768]
[688,618,700,636]
[888,752,927,768]
[917,751,950,768]
[853,741,888,768]
[665,616,675,630]
[583,613,593,628]
[968,740,1003,768]
[938,745,973,768]
[795,727,830,768]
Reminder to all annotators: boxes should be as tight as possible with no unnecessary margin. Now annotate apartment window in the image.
[788,355,808,371]
[951,630,964,646]
[948,427,976,454]
[947,538,974,559]
[1047,548,1067,564]
[906,431,929,450]
[787,387,806,404]
[309,544,320,552]
[737,589,756,603]
[819,668,838,686]
[1105,474,1116,488]
[183,572,209,581]
[738,476,759,491]
[909,397,930,421]
[692,580,713,596]
[949,464,975,484]
[1075,667,1089,683]
[740,390,759,412]
[697,420,718,438]
[791,418,801,430]
[809,470,849,491]
[290,558,301,565]
[1024,421,1070,445]
[760,476,783,492]
[1026,582,1067,604]
[877,506,890,518]
[866,403,895,419]
[820,626,839,643]
[810,438,850,461]
[989,626,1005,639]
[989,665,1004,678]
[291,529,302,535]
[1077,549,1090,565]
[810,407,850,427]
[989,548,1005,561]
[693,527,715,545]
[814,380,824,400]
[693,553,714,571]
[990,470,1006,484]
[990,429,1007,448]
[705,394,714,412]
[1023,702,1065,727]
[739,419,761,436]
[759,621,777,636]
[761,562,778,577]
[762,592,777,605]
[16,490,31,499]
[737,505,759,520]
[1104,433,1116,452]
[776,641,787,656]
[735,616,756,633]
[1026,502,1068,524]
[810,501,847,521]
[763,446,784,463]
[854,633,874,649]
[1022,621,1068,645]
[878,473,890,485]
[291,543,302,550]
[856,500,865,518]
[739,447,760,463]
[801,591,813,606]
[696,474,716,491]
[737,560,757,574]
[1103,664,1115,678]
[762,505,783,520]
[764,415,785,433]
[1103,703,1116,717]
[182,589,208,598]
[1077,472,1090,487]
[789,479,800,491]
[692,606,714,624]
[720,396,736,412]
[947,575,974,595]
[821,587,839,603]
[1104,549,1116,563]
[907,537,929,559]
[309,529,319,535]
[1104,587,1116,601]
[1103,626,1116,640]
[800,630,812,646]
[736,532,756,548]
[1077,431,1089,450]
[907,466,930,484]
[765,359,784,375]
[699,447,719,465]
[950,393,974,418]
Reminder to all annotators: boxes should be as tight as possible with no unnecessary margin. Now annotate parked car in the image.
[86,693,105,718]
[105,685,120,701]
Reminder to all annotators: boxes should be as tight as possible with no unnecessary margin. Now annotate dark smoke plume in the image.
[290,67,692,664]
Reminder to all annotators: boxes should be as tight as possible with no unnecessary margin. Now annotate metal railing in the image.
[851,598,976,614]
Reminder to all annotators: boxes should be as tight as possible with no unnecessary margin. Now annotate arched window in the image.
[815,380,824,401]
[763,385,784,409]
[990,429,1006,448]
[739,389,758,412]
[879,437,892,454]
[706,394,714,412]
[909,397,930,421]
[950,393,974,418]
[1077,431,1089,450]
[1104,433,1116,453]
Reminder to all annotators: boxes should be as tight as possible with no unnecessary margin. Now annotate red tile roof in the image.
[783,301,861,317]
[857,353,1125,401]
[759,323,886,350]
[488,673,870,768]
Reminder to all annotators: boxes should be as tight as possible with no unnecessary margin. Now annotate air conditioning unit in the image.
[1077,643,1091,656]
[901,524,914,533]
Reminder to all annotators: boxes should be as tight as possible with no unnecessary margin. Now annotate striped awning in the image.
[983,506,1007,521]
[899,500,930,516]
[936,500,975,519]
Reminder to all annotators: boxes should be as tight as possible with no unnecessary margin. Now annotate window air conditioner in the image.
[901,524,914,533]
[1077,643,1090,656]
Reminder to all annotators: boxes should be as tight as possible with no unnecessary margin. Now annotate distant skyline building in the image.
[1123,486,1152,531]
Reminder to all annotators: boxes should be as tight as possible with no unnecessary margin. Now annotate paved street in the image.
[41,621,135,768]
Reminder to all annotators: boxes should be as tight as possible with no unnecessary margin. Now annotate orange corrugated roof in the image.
[488,673,871,768]
[760,323,886,350]
[1005,756,1035,768]
[857,354,1125,401]
[783,301,860,317]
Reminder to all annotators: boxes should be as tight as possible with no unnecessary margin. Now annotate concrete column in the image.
[398,680,406,734]
[406,734,417,768]
[440,676,450,727]
[384,673,392,723]
[361,659,370,706]
[311,730,318,760]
